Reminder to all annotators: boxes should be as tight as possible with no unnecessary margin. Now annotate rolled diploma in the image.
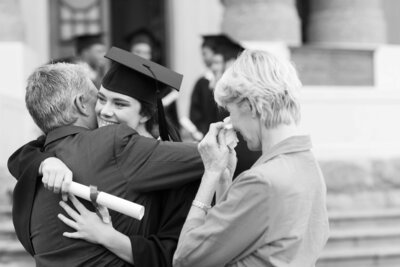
[69,182,144,220]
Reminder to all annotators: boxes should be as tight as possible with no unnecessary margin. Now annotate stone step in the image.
[0,220,17,240]
[0,240,32,261]
[0,258,35,267]
[0,205,12,222]
[329,209,400,229]
[316,246,400,267]
[326,227,400,250]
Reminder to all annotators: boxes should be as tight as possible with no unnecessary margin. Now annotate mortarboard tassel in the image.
[156,96,170,141]
[143,64,170,141]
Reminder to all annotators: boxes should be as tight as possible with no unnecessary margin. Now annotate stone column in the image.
[0,0,39,171]
[221,0,301,45]
[307,0,387,46]
[0,0,24,41]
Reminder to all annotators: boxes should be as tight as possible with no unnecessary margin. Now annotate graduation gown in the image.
[190,77,228,134]
[8,124,203,267]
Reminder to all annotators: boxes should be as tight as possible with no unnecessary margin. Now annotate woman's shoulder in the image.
[237,156,295,185]
[233,167,272,188]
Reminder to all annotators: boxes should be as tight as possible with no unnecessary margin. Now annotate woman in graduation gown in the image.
[9,48,202,267]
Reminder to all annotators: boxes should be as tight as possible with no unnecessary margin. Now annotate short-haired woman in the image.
[173,50,329,267]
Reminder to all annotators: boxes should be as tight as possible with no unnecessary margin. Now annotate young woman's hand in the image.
[40,157,73,201]
[58,194,114,246]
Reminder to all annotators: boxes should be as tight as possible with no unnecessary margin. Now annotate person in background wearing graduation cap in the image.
[8,47,204,267]
[125,27,160,62]
[74,33,108,88]
[181,35,219,141]
[188,34,239,138]
[189,34,261,177]
[126,27,181,134]
[173,49,329,267]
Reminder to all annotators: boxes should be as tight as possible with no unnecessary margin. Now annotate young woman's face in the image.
[95,86,148,131]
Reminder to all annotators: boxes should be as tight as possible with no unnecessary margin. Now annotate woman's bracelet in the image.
[192,199,212,212]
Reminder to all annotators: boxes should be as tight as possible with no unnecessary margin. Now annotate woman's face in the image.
[131,43,152,61]
[210,54,225,81]
[226,101,262,151]
[202,46,215,68]
[95,86,148,131]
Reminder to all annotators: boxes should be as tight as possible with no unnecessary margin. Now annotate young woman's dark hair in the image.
[140,101,181,142]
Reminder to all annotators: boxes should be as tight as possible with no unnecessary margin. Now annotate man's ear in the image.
[74,94,89,117]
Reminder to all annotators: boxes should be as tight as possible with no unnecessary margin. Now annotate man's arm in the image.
[115,127,204,192]
[8,136,49,179]
[7,136,53,256]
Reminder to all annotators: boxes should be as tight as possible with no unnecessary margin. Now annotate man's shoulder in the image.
[79,124,138,141]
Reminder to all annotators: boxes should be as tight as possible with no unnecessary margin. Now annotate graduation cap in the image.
[102,47,183,141]
[201,35,221,52]
[211,34,244,62]
[75,33,104,55]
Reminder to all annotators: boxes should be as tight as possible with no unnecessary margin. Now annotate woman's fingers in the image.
[68,195,88,215]
[208,122,225,137]
[218,129,227,148]
[59,201,81,221]
[58,213,79,230]
[61,171,72,202]
[42,174,48,189]
[63,232,83,239]
[53,172,64,194]
[46,172,56,192]
[97,205,111,224]
[200,122,224,149]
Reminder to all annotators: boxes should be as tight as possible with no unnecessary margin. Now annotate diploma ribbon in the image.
[89,185,110,223]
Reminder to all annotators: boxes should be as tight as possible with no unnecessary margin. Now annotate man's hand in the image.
[39,157,73,201]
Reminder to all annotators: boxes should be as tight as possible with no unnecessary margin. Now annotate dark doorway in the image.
[109,0,166,64]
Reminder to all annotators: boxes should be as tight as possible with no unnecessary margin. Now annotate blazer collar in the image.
[253,135,312,167]
[44,125,89,147]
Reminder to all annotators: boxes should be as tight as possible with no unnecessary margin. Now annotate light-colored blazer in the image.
[173,136,330,267]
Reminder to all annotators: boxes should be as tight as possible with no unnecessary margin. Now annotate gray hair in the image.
[214,49,302,129]
[25,63,96,133]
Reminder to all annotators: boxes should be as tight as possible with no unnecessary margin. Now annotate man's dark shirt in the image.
[8,124,203,267]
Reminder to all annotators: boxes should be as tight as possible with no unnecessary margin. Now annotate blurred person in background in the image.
[174,50,329,267]
[125,27,160,62]
[190,34,260,177]
[182,35,219,141]
[75,33,108,88]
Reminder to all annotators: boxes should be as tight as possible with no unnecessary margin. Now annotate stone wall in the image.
[321,158,400,210]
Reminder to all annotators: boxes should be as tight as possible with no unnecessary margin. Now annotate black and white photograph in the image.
[1,0,400,266]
